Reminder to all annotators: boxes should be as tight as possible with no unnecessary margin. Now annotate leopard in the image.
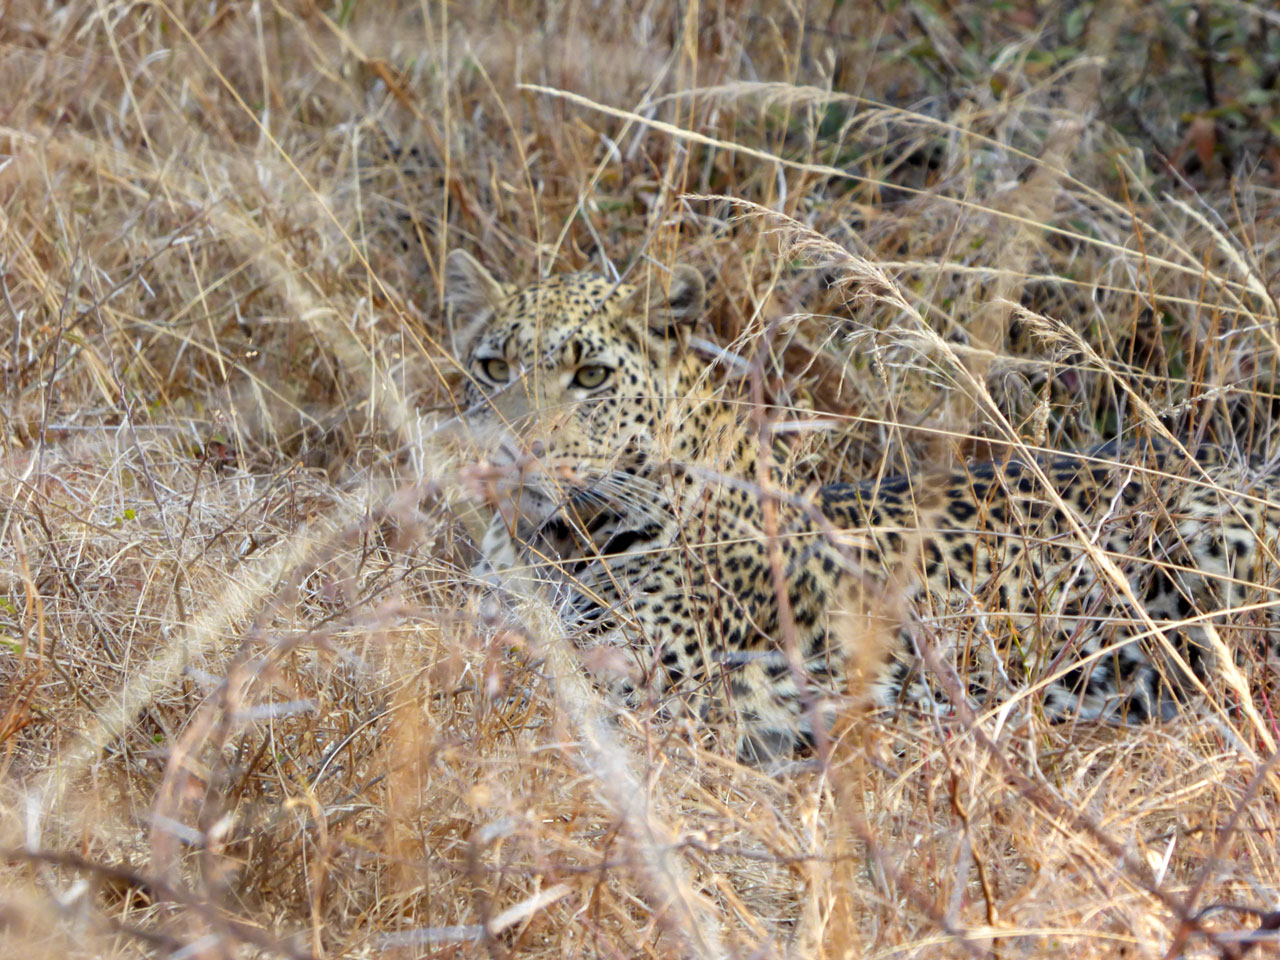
[444,249,1280,762]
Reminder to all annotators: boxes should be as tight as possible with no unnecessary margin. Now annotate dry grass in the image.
[1,1,1279,957]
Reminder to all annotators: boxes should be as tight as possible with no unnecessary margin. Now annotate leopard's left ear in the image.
[648,265,706,335]
[444,249,509,321]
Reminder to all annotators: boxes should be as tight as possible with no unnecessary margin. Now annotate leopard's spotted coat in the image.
[446,250,1280,760]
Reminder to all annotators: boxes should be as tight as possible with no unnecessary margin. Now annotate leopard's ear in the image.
[445,249,508,320]
[648,265,706,335]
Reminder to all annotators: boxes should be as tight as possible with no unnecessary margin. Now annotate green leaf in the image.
[1064,7,1086,41]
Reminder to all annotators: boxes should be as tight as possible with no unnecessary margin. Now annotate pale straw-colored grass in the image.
[1,2,1278,958]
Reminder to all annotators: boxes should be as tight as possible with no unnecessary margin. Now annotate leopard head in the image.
[445,250,711,546]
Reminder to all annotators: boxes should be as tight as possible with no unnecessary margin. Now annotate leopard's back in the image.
[817,449,1280,721]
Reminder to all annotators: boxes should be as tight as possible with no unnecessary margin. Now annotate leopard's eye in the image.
[573,365,611,389]
[478,357,510,383]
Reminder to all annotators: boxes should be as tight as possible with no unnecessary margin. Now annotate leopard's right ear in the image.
[444,249,509,321]
[644,265,706,338]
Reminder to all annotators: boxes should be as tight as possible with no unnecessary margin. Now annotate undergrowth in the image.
[1,1,1278,957]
